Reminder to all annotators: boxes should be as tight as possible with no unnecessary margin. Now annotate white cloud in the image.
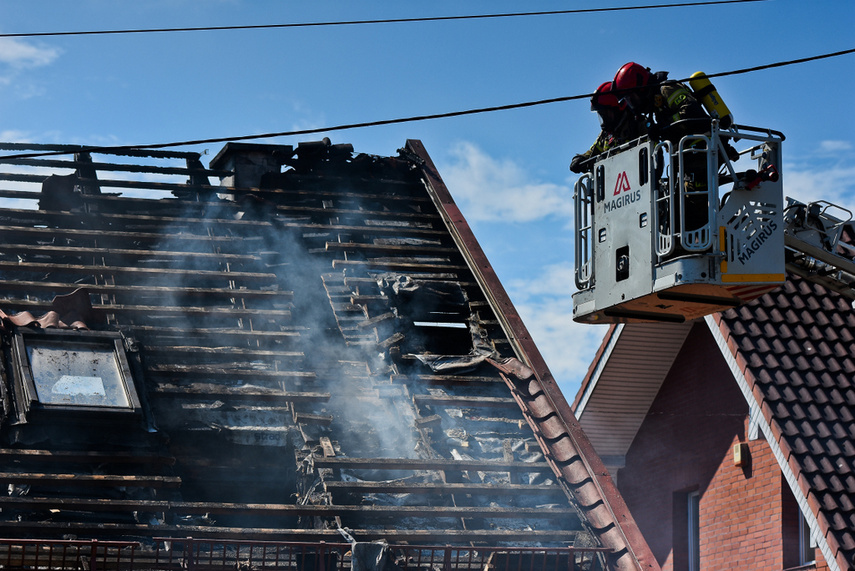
[441,141,573,223]
[0,38,61,68]
[506,261,607,398]
[510,262,577,299]
[784,163,855,214]
[0,130,31,143]
[515,295,608,399]
[818,140,853,154]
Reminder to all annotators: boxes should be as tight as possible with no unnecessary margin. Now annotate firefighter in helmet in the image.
[569,81,647,174]
[613,62,718,233]
[612,62,708,143]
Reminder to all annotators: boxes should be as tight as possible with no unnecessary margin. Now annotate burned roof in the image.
[0,140,655,570]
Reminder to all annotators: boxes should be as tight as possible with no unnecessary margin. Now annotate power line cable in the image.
[0,1,766,38]
[1,46,851,161]
[0,0,770,40]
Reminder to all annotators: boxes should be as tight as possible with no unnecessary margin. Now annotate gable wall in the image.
[616,323,819,569]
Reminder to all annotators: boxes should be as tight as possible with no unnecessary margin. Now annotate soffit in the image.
[575,321,692,457]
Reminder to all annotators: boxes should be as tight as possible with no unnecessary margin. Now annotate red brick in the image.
[616,324,829,570]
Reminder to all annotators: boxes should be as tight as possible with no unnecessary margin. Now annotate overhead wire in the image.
[2,46,852,161]
[0,0,766,38]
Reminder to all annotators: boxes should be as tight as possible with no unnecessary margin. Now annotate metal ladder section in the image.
[784,198,855,300]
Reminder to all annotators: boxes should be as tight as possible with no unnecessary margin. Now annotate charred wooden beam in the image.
[377,332,404,349]
[355,312,396,329]
[414,414,442,429]
[272,204,440,221]
[0,473,181,488]
[0,497,575,520]
[312,457,552,473]
[0,521,579,543]
[222,183,431,203]
[0,243,259,263]
[0,260,276,283]
[0,224,263,247]
[145,364,316,382]
[0,449,175,466]
[150,384,329,403]
[0,173,223,196]
[391,373,504,386]
[344,276,475,287]
[0,280,292,302]
[412,395,519,409]
[0,299,291,320]
[331,260,466,272]
[279,221,446,238]
[326,242,456,255]
[123,325,302,343]
[144,346,303,359]
[105,304,289,320]
[323,481,566,496]
[78,190,440,221]
[294,412,334,426]
[0,206,274,231]
[0,156,227,178]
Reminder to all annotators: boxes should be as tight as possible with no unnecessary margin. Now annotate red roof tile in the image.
[716,275,855,570]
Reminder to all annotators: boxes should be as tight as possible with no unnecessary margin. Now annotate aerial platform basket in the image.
[572,121,786,324]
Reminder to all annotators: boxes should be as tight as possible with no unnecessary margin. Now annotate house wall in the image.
[616,323,826,570]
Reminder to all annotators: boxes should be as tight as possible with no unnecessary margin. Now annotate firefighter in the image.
[613,62,714,233]
[612,62,708,143]
[569,81,646,174]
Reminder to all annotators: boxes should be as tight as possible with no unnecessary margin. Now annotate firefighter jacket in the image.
[652,80,708,143]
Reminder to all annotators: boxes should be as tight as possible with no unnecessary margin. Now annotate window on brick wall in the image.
[782,479,816,568]
[673,488,701,571]
[799,515,817,565]
[688,491,701,571]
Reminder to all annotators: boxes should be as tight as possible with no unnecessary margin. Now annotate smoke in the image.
[9,142,575,536]
[128,156,428,484]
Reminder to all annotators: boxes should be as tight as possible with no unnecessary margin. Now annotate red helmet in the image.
[590,81,625,112]
[613,62,652,91]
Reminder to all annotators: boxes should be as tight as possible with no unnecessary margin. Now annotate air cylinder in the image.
[690,72,733,128]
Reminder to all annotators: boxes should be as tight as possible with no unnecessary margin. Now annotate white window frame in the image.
[800,514,817,565]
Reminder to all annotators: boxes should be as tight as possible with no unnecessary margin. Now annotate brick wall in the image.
[616,323,826,570]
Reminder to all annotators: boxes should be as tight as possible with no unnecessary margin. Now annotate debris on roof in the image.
[0,139,656,571]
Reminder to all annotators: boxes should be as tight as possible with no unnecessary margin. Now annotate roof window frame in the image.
[10,328,143,421]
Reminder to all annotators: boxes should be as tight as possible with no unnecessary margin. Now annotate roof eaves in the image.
[704,314,843,571]
[572,324,622,416]
[406,139,660,571]
[571,321,692,462]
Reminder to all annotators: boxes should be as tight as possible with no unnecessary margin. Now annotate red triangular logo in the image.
[614,171,631,196]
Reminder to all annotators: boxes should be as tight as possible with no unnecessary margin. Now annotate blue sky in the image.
[0,0,853,398]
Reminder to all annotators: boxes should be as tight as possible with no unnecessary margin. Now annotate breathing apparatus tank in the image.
[689,72,732,128]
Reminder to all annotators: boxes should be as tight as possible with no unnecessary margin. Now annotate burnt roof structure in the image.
[0,140,656,570]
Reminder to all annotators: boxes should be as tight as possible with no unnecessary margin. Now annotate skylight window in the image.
[27,341,130,408]
[11,330,141,418]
